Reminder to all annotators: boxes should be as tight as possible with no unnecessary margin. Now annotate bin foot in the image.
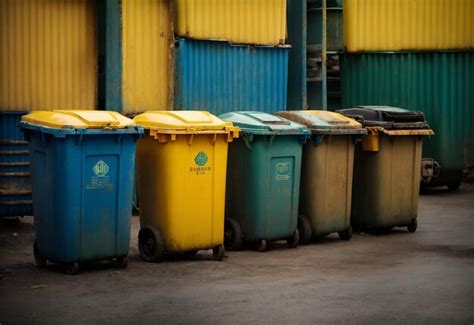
[212,245,225,261]
[224,218,242,251]
[447,181,461,192]
[256,239,267,252]
[407,219,418,233]
[338,226,353,241]
[139,227,165,263]
[65,262,79,275]
[287,229,299,248]
[33,240,47,268]
[298,215,312,245]
[115,255,128,269]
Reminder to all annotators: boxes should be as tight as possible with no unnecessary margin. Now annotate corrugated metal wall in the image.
[0,112,33,217]
[174,39,288,114]
[0,0,97,111]
[175,0,286,46]
[341,52,474,175]
[343,0,474,52]
[121,0,173,114]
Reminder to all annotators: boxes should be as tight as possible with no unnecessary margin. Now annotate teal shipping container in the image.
[219,112,310,252]
[341,52,474,189]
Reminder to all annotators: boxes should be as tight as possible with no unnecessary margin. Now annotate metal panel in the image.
[344,0,474,52]
[121,0,173,114]
[174,39,289,114]
[341,52,474,184]
[0,0,97,111]
[175,0,287,46]
[0,112,33,217]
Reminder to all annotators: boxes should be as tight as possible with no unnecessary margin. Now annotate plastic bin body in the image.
[351,134,423,228]
[338,106,434,229]
[301,135,355,236]
[277,110,365,238]
[20,111,141,263]
[220,112,308,243]
[134,111,238,253]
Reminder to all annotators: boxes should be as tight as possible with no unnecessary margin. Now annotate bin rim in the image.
[219,111,311,137]
[134,111,240,137]
[19,121,144,138]
[20,110,137,130]
[276,110,367,135]
[366,126,434,136]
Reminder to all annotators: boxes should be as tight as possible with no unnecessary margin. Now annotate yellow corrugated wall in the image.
[0,0,97,111]
[122,0,172,114]
[344,0,474,52]
[175,0,287,45]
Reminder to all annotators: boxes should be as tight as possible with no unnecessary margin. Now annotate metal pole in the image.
[322,0,328,110]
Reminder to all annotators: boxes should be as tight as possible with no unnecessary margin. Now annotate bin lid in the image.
[218,111,309,136]
[337,106,430,130]
[133,111,238,134]
[21,110,135,129]
[276,110,366,135]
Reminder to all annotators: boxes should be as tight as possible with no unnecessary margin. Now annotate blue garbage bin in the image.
[20,110,143,274]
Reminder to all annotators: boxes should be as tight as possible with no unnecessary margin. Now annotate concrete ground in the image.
[0,185,473,324]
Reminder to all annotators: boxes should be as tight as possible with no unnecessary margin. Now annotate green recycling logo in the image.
[93,160,109,177]
[194,151,208,166]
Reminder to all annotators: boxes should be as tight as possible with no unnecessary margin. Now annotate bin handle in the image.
[312,135,324,146]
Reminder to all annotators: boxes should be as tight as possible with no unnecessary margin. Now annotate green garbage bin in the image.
[338,106,434,232]
[277,110,366,243]
[219,112,310,251]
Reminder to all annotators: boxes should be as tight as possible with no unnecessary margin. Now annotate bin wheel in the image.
[65,262,79,275]
[298,214,312,245]
[115,255,128,269]
[256,239,267,252]
[33,240,47,268]
[287,229,300,249]
[447,181,461,192]
[212,245,225,261]
[338,226,353,241]
[138,227,165,263]
[224,218,242,251]
[407,219,418,233]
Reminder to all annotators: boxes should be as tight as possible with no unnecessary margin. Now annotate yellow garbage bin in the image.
[134,111,239,262]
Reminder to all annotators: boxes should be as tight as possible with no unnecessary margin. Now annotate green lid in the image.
[276,110,366,135]
[219,111,309,136]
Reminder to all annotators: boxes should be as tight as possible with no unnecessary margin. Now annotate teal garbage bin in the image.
[219,112,310,251]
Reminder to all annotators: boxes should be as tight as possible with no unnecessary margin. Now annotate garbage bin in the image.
[276,110,366,244]
[337,106,434,232]
[20,110,142,274]
[219,112,310,251]
[133,111,239,262]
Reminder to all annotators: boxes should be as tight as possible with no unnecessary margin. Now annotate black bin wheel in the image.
[298,215,312,245]
[407,219,418,233]
[65,262,79,275]
[33,240,47,268]
[212,245,225,261]
[256,239,267,252]
[139,227,165,263]
[224,218,243,251]
[338,226,353,241]
[287,229,300,248]
[115,255,128,269]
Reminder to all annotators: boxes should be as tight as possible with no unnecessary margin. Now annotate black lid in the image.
[337,106,429,130]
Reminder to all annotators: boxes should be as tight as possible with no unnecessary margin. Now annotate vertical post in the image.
[322,0,327,110]
[104,0,122,112]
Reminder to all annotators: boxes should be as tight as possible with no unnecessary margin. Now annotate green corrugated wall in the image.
[341,51,474,183]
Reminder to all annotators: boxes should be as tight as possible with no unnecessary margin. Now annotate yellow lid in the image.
[133,111,237,134]
[21,110,135,129]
